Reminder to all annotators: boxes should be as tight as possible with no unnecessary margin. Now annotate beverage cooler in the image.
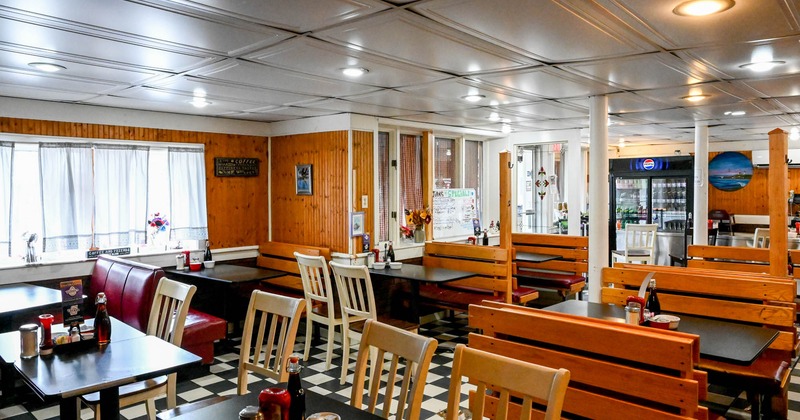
[609,156,694,258]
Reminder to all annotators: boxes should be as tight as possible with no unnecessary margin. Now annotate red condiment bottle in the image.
[38,314,54,356]
[94,292,112,345]
[259,387,290,420]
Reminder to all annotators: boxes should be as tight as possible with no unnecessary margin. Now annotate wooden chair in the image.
[237,290,305,394]
[81,277,197,420]
[350,319,437,420]
[445,343,570,420]
[294,252,343,371]
[753,227,770,248]
[612,223,657,264]
[329,261,418,385]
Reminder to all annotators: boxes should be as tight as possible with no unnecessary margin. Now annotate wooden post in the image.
[422,131,435,240]
[499,151,512,250]
[768,128,788,276]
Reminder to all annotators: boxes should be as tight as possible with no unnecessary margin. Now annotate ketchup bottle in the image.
[259,388,290,420]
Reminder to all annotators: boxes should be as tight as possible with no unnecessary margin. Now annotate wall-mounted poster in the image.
[295,164,312,195]
[708,152,753,192]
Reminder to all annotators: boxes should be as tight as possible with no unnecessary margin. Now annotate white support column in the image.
[567,133,582,235]
[693,122,709,245]
[588,95,609,303]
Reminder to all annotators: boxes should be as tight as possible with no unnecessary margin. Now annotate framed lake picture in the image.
[295,164,312,195]
[708,152,753,192]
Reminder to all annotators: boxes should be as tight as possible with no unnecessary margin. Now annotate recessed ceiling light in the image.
[462,94,485,103]
[681,94,710,102]
[189,98,211,108]
[724,110,746,116]
[673,0,735,17]
[341,67,368,77]
[501,123,511,134]
[28,62,66,72]
[739,61,785,72]
[488,112,500,121]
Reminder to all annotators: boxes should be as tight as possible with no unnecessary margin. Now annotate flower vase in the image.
[414,227,425,243]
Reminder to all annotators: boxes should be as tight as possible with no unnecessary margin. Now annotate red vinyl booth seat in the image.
[89,255,226,364]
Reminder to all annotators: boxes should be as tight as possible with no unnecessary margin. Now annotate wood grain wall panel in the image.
[0,117,269,250]
[270,131,348,252]
[352,131,374,251]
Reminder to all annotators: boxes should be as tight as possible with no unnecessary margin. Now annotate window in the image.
[377,132,390,243]
[1,137,207,263]
[434,137,456,188]
[400,134,423,229]
[464,140,482,222]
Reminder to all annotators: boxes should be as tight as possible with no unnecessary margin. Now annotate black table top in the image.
[515,252,561,263]
[544,300,779,365]
[0,283,63,316]
[165,264,285,284]
[161,387,382,419]
[368,263,475,283]
[15,334,200,400]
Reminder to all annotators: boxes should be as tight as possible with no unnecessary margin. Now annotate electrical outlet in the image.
[361,195,368,208]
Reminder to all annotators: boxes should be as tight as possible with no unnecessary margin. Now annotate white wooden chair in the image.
[237,290,305,394]
[350,319,437,420]
[612,223,658,265]
[445,344,570,420]
[753,227,770,248]
[294,252,343,371]
[329,261,418,385]
[81,277,197,420]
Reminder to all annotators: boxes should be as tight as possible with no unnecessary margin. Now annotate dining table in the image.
[165,264,285,337]
[543,300,779,365]
[0,317,200,420]
[368,263,476,322]
[157,386,383,419]
[514,251,561,264]
[0,283,66,332]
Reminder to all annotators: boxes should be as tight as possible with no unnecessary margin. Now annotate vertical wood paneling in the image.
[353,131,374,251]
[270,131,348,252]
[0,117,269,250]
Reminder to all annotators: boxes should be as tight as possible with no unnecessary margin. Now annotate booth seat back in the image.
[89,255,162,332]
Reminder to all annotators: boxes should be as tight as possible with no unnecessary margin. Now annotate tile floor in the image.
[0,313,799,419]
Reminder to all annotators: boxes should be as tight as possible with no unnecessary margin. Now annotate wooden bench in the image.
[468,301,710,419]
[419,242,538,311]
[685,244,775,273]
[256,241,331,298]
[603,264,797,417]
[511,233,587,301]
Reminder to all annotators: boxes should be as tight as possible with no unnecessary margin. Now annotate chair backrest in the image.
[294,252,336,312]
[623,224,657,253]
[754,227,770,248]
[329,261,377,323]
[446,344,570,420]
[238,290,305,393]
[351,319,438,420]
[682,227,718,256]
[147,277,196,346]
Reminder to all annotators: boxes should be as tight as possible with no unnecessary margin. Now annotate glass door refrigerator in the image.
[609,156,694,261]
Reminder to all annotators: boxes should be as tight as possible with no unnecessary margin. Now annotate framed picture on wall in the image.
[351,212,364,237]
[295,164,312,195]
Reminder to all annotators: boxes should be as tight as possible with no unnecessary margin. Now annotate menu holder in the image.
[53,336,97,353]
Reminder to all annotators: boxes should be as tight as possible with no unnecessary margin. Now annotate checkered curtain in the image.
[0,142,11,256]
[464,140,482,222]
[378,132,390,242]
[400,134,422,227]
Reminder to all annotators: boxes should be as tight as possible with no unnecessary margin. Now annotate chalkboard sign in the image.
[432,188,478,239]
[214,157,260,177]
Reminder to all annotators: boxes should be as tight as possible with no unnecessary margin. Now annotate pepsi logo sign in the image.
[642,158,655,170]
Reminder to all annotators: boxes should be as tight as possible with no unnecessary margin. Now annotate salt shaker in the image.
[19,324,38,359]
[625,305,640,325]
[176,254,185,270]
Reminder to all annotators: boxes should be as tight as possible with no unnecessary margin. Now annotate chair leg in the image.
[340,328,350,385]
[304,315,313,362]
[167,373,177,409]
[325,323,335,370]
[145,397,157,420]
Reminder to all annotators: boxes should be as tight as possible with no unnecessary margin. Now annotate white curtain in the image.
[0,142,12,256]
[94,144,149,248]
[168,147,208,240]
[39,143,94,251]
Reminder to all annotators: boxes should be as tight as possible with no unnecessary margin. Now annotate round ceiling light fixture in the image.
[341,67,368,77]
[461,94,485,103]
[28,62,67,72]
[681,94,710,102]
[673,0,735,17]
[739,61,784,72]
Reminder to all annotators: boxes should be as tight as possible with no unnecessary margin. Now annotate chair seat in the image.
[348,316,418,334]
[516,271,585,288]
[82,375,167,404]
[612,249,651,257]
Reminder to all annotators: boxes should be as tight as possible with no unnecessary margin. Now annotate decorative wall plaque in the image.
[214,157,260,177]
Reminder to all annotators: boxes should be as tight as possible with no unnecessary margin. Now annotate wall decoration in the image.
[214,157,259,177]
[295,164,312,195]
[351,212,364,237]
[535,167,549,200]
[708,152,753,192]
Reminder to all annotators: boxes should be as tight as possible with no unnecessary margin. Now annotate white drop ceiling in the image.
[1,0,799,144]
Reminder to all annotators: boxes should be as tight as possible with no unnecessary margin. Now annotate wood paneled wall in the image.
[0,117,269,250]
[352,131,374,251]
[270,131,348,252]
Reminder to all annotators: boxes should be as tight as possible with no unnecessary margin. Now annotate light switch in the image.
[361,195,369,208]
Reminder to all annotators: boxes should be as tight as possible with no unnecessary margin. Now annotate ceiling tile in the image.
[475,68,617,99]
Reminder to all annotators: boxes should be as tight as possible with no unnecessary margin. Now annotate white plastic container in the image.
[331,252,371,266]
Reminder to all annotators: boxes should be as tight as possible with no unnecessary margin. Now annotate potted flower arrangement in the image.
[404,207,431,243]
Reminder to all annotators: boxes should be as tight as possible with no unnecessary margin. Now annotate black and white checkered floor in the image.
[1,313,800,419]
